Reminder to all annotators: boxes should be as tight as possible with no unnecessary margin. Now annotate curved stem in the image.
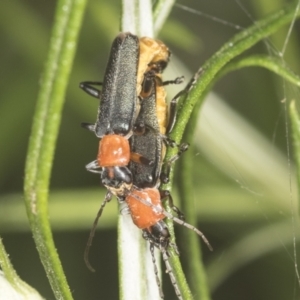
[289,101,300,214]
[167,2,300,152]
[175,111,211,300]
[162,2,300,298]
[222,54,300,86]
[23,0,87,299]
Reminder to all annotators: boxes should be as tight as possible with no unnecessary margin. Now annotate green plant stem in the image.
[162,3,300,299]
[154,2,202,299]
[252,0,300,71]
[165,67,212,300]
[176,114,211,300]
[222,54,300,86]
[23,0,87,299]
[167,2,300,152]
[289,101,300,214]
[0,237,21,292]
[161,87,208,300]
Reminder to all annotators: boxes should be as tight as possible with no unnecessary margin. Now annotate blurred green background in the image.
[1,0,300,299]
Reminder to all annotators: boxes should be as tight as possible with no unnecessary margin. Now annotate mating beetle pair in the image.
[81,33,173,197]
[80,32,211,299]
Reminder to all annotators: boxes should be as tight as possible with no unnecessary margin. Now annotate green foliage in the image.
[1,0,300,299]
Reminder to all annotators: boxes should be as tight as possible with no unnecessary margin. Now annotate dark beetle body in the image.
[95,32,139,137]
[125,77,179,299]
[126,70,186,246]
[81,34,209,299]
[125,76,209,300]
[81,33,174,197]
[125,73,171,239]
[129,79,164,188]
[81,32,141,196]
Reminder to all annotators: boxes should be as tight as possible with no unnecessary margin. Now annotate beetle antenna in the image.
[84,191,113,272]
[163,210,213,251]
[149,243,165,299]
[161,248,183,300]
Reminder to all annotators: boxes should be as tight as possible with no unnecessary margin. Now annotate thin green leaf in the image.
[23,0,87,299]
[252,0,300,71]
[167,2,300,151]
[175,114,211,300]
[162,3,300,299]
[163,1,300,207]
[289,101,300,214]
[222,55,300,86]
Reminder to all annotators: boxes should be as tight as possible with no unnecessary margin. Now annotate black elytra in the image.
[129,77,163,187]
[81,32,140,138]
